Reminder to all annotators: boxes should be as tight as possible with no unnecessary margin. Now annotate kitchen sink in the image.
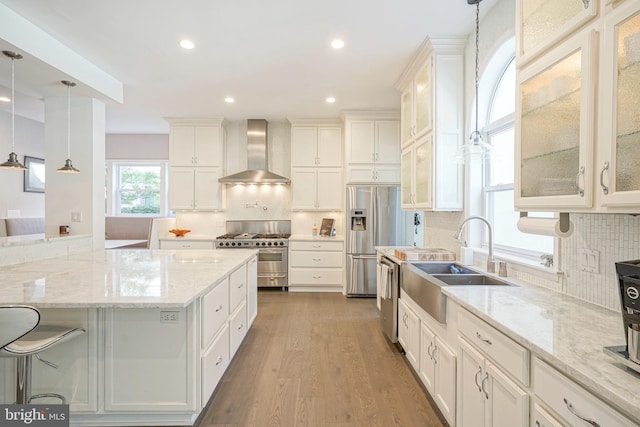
[430,273,512,286]
[412,262,475,275]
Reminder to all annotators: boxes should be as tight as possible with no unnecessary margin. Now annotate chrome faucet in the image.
[454,216,499,274]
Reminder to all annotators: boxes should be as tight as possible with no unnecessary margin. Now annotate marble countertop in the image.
[443,284,640,422]
[376,246,425,264]
[0,233,91,248]
[157,234,218,241]
[289,234,344,241]
[0,249,257,308]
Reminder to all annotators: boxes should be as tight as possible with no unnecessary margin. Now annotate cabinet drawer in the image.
[160,240,214,249]
[229,264,247,312]
[458,309,529,385]
[290,268,343,286]
[290,251,343,268]
[290,240,343,251]
[201,278,229,349]
[534,358,636,427]
[229,302,247,356]
[201,325,229,406]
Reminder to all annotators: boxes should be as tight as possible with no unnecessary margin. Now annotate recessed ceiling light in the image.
[326,97,336,104]
[225,97,235,103]
[331,39,345,49]
[180,39,195,50]
[0,96,9,103]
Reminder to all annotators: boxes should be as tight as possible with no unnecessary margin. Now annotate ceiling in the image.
[0,0,498,134]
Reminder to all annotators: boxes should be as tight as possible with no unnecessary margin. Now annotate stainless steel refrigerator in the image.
[346,185,407,297]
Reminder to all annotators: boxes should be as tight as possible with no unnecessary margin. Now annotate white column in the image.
[45,97,105,250]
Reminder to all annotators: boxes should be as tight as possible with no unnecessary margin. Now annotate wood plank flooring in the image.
[196,291,447,427]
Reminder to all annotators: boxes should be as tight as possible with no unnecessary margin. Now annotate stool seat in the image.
[0,325,85,356]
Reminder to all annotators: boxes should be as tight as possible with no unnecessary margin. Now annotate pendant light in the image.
[0,51,28,170]
[454,0,494,164]
[57,80,80,173]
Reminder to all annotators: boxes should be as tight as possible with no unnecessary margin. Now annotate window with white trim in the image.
[105,161,169,216]
[481,52,554,260]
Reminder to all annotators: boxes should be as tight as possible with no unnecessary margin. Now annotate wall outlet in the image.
[160,311,179,323]
[71,212,83,222]
[579,249,600,274]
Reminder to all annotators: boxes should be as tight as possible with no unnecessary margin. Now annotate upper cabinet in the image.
[516,0,640,212]
[166,118,226,211]
[343,112,401,184]
[396,37,465,211]
[291,125,342,167]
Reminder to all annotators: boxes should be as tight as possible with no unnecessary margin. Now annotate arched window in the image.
[481,49,554,258]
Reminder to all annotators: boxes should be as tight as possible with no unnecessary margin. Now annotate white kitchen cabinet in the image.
[419,322,456,426]
[291,168,343,210]
[533,357,637,427]
[201,278,229,349]
[532,403,564,427]
[201,325,229,407]
[396,37,464,211]
[229,301,247,356]
[291,125,342,167]
[516,0,598,67]
[289,239,344,291]
[168,121,225,167]
[229,263,247,313]
[344,114,401,184]
[458,338,529,427]
[247,255,258,326]
[398,298,420,370]
[169,167,224,210]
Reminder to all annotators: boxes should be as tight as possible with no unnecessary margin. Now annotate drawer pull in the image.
[215,305,223,312]
[313,275,321,279]
[237,323,244,330]
[563,398,600,427]
[215,356,223,366]
[476,332,492,345]
[238,283,244,288]
[474,366,482,392]
[312,245,321,248]
[427,342,434,359]
[481,373,489,399]
[312,258,321,261]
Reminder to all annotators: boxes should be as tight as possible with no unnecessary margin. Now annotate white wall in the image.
[106,134,169,159]
[0,110,45,217]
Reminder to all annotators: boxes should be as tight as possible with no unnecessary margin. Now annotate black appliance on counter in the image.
[604,259,640,374]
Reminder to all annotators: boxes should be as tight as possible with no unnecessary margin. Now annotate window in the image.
[481,51,554,260]
[105,161,169,216]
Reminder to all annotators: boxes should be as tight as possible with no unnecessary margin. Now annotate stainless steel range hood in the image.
[219,119,290,184]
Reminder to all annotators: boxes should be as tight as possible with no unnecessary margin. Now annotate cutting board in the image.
[394,247,456,261]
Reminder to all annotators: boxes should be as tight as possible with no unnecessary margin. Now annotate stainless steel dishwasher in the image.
[379,256,400,343]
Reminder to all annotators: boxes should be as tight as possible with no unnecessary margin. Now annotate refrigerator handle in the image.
[347,186,356,254]
[373,187,380,247]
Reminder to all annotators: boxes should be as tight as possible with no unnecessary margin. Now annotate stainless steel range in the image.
[216,220,290,289]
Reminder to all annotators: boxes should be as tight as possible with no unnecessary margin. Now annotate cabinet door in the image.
[194,168,221,210]
[398,299,420,369]
[373,165,400,184]
[516,30,597,209]
[247,256,258,326]
[518,0,597,66]
[600,2,640,207]
[291,169,318,209]
[532,403,564,427]
[419,323,436,394]
[413,134,433,209]
[485,362,528,427]
[291,127,318,167]
[400,147,414,209]
[459,338,486,427]
[348,120,375,163]
[317,127,342,167]
[194,126,221,166]
[347,165,376,183]
[434,338,456,427]
[375,121,401,164]
[401,88,414,145]
[414,61,432,138]
[316,169,343,210]
[169,168,195,210]
[170,126,196,166]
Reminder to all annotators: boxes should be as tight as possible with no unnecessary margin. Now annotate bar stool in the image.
[0,305,86,404]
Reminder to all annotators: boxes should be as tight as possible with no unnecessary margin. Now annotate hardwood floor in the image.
[196,291,447,427]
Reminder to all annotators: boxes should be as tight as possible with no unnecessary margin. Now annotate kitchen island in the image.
[0,248,258,427]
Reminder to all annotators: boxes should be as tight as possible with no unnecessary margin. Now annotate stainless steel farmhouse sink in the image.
[401,262,514,324]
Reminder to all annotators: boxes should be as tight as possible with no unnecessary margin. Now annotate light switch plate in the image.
[579,249,600,274]
[71,212,83,222]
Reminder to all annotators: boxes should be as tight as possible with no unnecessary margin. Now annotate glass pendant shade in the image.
[454,0,494,164]
[1,51,28,171]
[57,80,80,173]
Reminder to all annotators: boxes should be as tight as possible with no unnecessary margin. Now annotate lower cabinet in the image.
[289,240,344,291]
[419,323,456,426]
[160,240,215,249]
[397,298,420,370]
[201,325,230,406]
[458,337,529,427]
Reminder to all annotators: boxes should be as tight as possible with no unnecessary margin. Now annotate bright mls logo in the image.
[1,405,69,426]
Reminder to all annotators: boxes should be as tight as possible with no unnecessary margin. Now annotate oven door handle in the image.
[257,274,287,279]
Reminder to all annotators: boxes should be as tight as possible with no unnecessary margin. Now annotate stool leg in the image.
[16,355,32,404]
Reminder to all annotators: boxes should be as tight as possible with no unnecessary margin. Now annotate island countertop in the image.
[0,248,257,308]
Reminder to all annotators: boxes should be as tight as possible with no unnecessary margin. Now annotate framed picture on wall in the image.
[24,156,45,193]
[320,218,335,237]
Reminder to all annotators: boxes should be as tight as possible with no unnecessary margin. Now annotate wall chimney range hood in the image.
[219,119,290,184]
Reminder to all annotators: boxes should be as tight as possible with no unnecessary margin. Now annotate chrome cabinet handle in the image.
[432,345,438,364]
[238,323,243,330]
[215,356,223,366]
[576,166,585,197]
[476,332,492,345]
[215,305,223,312]
[474,367,482,392]
[564,398,600,426]
[312,258,321,261]
[427,342,434,359]
[481,373,489,399]
[600,161,609,195]
[535,421,540,427]
[313,275,321,279]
